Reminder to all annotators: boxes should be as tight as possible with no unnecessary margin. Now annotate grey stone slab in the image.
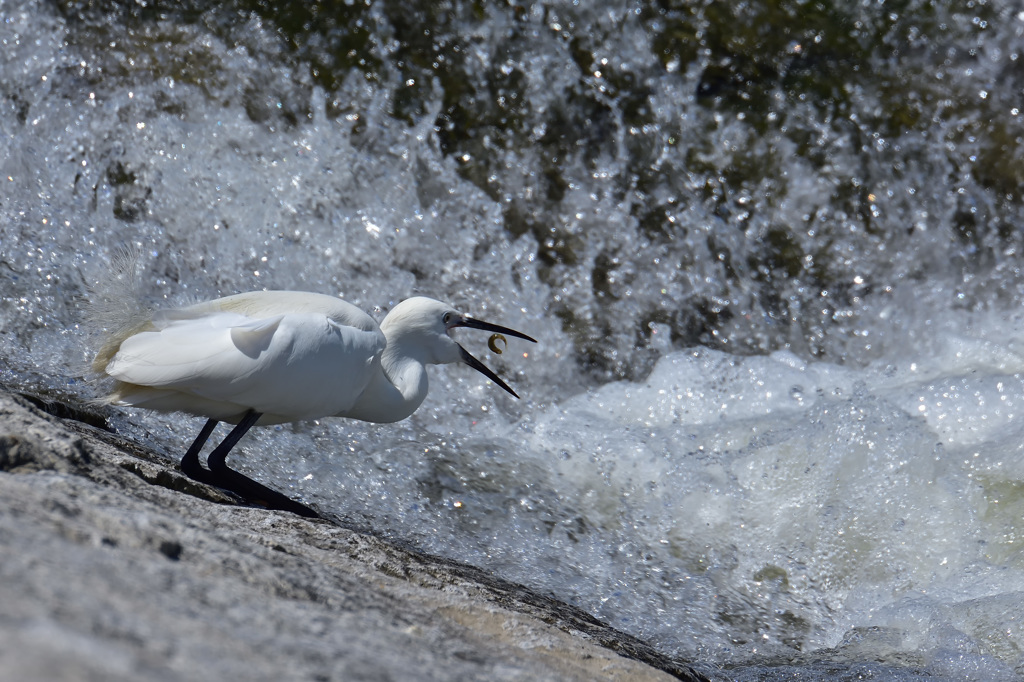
[0,390,707,682]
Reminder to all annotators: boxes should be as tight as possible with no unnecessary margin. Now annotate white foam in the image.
[2,1,1023,677]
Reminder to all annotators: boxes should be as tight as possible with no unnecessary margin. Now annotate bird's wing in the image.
[107,311,265,387]
[229,316,283,358]
[184,290,381,333]
[105,310,385,419]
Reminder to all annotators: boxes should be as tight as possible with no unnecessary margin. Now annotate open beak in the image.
[450,316,537,399]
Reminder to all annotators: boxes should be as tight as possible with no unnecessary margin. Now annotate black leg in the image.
[205,410,262,474]
[180,418,219,485]
[179,411,320,519]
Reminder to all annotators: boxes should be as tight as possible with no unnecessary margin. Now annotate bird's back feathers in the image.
[100,292,387,423]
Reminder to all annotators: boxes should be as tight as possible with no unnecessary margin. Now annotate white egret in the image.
[93,291,536,517]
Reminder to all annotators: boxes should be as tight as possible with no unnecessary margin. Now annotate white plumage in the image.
[103,292,385,423]
[93,290,535,517]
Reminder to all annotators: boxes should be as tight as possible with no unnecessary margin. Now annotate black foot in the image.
[178,412,321,519]
[208,466,321,518]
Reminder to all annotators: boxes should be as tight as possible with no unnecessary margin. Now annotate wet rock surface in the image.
[0,389,708,682]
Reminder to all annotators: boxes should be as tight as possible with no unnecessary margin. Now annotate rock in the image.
[0,390,709,682]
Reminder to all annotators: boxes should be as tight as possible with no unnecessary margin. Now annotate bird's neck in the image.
[340,349,428,424]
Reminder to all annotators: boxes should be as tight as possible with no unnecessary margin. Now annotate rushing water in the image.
[2,0,1024,679]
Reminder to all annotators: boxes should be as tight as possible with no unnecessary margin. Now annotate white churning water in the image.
[2,0,1023,678]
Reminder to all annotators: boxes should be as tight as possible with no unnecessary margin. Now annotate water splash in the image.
[3,0,1024,678]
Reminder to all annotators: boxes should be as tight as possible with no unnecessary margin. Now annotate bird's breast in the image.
[234,315,384,419]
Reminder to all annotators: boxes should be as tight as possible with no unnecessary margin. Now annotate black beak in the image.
[451,316,537,399]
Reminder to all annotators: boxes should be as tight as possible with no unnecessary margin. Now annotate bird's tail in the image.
[85,244,156,374]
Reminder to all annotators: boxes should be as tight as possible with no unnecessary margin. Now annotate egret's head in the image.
[381,297,536,397]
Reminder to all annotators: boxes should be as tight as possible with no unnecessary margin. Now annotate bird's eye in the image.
[443,312,452,324]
